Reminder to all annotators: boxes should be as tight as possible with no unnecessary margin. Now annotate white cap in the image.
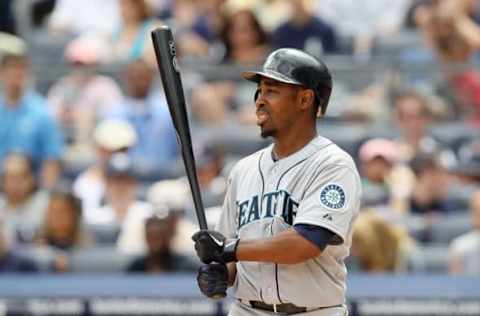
[147,179,191,212]
[0,32,27,56]
[93,119,137,151]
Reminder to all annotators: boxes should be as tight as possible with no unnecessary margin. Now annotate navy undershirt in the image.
[293,224,337,251]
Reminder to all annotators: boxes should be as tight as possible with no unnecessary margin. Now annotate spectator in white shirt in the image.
[85,153,153,255]
[48,0,120,36]
[449,191,480,275]
[73,119,137,213]
[0,154,49,244]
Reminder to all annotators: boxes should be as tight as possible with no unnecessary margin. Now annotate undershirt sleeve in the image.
[293,224,337,251]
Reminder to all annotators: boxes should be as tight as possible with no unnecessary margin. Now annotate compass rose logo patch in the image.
[320,184,346,209]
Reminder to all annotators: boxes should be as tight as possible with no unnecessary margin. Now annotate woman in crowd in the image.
[350,211,416,272]
[110,0,161,65]
[36,187,91,272]
[220,8,269,65]
[0,153,49,244]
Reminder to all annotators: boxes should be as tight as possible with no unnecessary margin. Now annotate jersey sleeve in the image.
[215,167,239,238]
[293,163,361,244]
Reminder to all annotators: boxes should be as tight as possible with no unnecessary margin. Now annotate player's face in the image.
[255,78,301,138]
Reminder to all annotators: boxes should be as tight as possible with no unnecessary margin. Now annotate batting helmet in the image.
[242,48,332,115]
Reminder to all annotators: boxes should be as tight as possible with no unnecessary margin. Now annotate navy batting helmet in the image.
[242,48,332,115]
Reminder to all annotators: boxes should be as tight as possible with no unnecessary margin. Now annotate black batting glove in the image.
[191,230,239,264]
[197,263,228,299]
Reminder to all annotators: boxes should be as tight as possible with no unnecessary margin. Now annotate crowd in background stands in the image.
[0,0,479,275]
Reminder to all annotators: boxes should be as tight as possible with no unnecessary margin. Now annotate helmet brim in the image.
[241,70,303,86]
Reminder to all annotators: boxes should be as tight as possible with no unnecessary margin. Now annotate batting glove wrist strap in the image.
[222,238,239,263]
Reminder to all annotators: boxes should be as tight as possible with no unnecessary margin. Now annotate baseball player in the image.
[192,48,361,316]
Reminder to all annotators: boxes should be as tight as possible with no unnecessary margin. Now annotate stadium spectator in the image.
[0,154,49,245]
[394,91,438,163]
[73,119,137,213]
[316,0,411,57]
[272,0,338,56]
[359,138,414,214]
[37,188,90,251]
[220,8,269,64]
[415,0,480,63]
[148,143,226,210]
[146,179,196,256]
[0,0,16,35]
[415,0,480,125]
[350,211,416,272]
[48,0,120,36]
[36,187,91,272]
[195,144,227,202]
[0,33,26,57]
[85,153,153,255]
[126,214,198,273]
[449,190,480,275]
[31,0,56,28]
[168,0,224,59]
[190,80,237,125]
[109,59,179,173]
[189,7,269,125]
[146,144,227,257]
[455,139,480,185]
[0,221,39,273]
[409,150,459,215]
[0,53,64,189]
[47,36,123,166]
[109,0,161,65]
[450,68,480,126]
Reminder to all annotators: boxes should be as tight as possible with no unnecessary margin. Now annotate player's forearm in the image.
[235,228,321,264]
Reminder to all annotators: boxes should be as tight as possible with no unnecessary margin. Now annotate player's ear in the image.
[299,89,315,111]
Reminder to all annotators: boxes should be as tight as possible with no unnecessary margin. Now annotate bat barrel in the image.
[151,27,208,230]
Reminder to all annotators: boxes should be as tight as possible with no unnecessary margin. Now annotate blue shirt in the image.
[0,92,64,170]
[272,16,338,54]
[110,92,179,172]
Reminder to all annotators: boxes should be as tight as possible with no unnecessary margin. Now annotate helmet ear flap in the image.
[320,96,329,115]
[317,84,332,116]
[254,89,260,102]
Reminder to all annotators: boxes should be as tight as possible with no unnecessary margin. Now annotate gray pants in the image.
[228,300,348,316]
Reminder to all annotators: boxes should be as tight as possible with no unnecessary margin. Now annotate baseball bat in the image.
[151,26,208,231]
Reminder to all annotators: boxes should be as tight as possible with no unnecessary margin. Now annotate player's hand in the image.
[191,230,239,264]
[197,263,228,299]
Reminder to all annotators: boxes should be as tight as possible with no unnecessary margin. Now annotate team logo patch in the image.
[320,184,346,209]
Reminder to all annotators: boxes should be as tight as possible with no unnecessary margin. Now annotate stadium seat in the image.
[86,224,121,245]
[409,244,449,273]
[69,246,135,273]
[428,212,472,245]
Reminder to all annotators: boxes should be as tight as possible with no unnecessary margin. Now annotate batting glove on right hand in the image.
[192,230,239,264]
[197,263,228,299]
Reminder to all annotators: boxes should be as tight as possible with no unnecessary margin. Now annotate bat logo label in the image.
[168,40,180,72]
[169,40,176,56]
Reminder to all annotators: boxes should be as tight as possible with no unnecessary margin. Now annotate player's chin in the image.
[260,126,276,139]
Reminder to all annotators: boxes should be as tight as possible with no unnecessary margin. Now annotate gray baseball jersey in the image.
[216,135,361,308]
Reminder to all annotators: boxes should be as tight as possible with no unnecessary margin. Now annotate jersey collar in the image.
[261,135,332,173]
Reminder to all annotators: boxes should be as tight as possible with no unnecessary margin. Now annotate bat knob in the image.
[211,293,226,300]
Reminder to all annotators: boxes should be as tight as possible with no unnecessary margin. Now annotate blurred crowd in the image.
[0,0,479,275]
